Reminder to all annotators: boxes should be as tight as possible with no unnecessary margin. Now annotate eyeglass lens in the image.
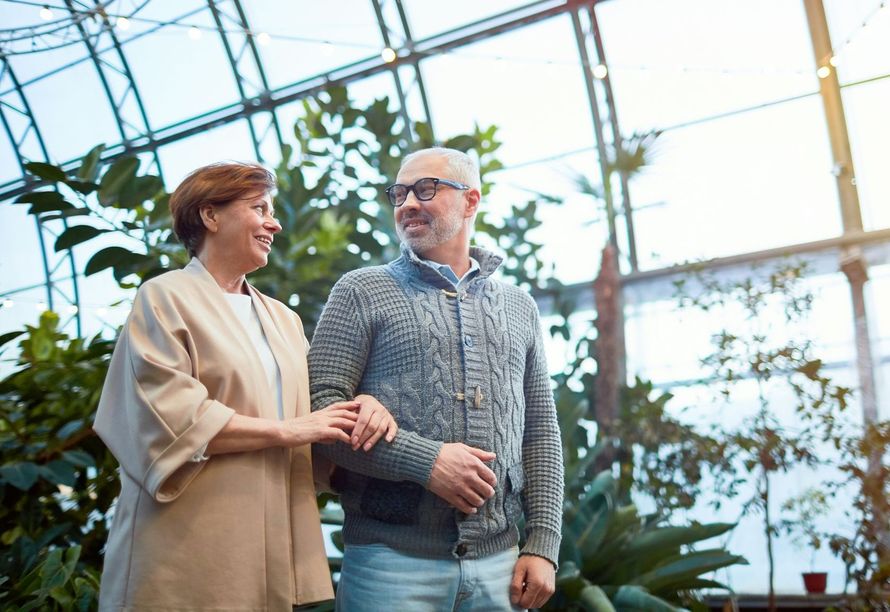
[389,178,438,206]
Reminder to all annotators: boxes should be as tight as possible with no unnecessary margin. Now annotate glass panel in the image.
[627,96,841,269]
[597,0,816,129]
[118,6,240,128]
[17,62,120,163]
[402,0,533,40]
[0,128,20,184]
[843,79,890,231]
[0,200,46,297]
[240,0,382,90]
[157,120,256,188]
[824,0,890,84]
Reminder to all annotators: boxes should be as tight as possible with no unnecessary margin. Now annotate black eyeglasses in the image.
[384,177,470,207]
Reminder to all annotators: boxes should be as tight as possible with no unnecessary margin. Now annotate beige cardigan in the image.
[94,258,334,611]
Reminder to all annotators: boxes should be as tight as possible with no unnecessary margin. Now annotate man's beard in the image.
[396,208,463,254]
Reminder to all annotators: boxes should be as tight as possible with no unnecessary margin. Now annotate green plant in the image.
[0,312,116,610]
[780,488,830,571]
[675,261,853,611]
[827,420,890,610]
[2,85,564,605]
[546,469,746,612]
[13,145,180,287]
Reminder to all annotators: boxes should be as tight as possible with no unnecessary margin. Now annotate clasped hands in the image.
[284,394,398,450]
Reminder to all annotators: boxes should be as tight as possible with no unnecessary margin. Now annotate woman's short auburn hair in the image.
[169,161,276,257]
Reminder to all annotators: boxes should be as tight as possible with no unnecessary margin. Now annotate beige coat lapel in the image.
[248,286,305,420]
[184,258,278,420]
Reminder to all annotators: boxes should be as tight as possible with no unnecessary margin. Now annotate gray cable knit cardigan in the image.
[308,244,564,566]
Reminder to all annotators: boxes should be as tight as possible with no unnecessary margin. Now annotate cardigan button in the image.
[455,543,468,557]
[464,335,474,348]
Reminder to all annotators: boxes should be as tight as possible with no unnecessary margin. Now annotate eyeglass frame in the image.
[384,177,470,207]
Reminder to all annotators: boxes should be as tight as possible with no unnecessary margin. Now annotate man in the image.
[308,147,564,611]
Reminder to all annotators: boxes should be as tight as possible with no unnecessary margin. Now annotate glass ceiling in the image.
[1,0,889,595]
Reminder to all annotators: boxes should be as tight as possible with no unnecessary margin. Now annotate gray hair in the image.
[401,147,482,191]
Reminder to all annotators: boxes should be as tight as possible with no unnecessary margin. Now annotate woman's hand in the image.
[350,394,399,451]
[279,401,360,446]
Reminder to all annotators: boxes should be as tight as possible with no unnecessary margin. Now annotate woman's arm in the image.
[206,401,361,456]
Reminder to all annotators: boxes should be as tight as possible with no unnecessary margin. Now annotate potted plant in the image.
[780,488,831,594]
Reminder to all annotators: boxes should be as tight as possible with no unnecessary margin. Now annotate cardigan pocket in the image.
[359,478,424,525]
[504,463,526,524]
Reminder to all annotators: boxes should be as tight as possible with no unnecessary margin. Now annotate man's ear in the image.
[464,188,481,219]
[198,204,218,233]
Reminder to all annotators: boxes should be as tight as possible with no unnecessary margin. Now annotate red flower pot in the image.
[802,571,827,594]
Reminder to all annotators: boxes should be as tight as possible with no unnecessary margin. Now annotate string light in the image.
[381,47,397,63]
[830,0,886,61]
[817,65,831,79]
[592,63,608,79]
[115,16,130,31]
[35,302,46,311]
[256,32,271,46]
[187,26,201,40]
[39,5,53,20]
[1,299,13,309]
[66,305,78,315]
[829,55,839,67]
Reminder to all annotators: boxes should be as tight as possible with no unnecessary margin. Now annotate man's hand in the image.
[510,554,556,610]
[427,443,496,514]
[350,394,399,451]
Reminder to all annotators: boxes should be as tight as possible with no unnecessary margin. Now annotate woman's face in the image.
[205,191,281,274]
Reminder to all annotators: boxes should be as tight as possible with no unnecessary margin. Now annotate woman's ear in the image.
[199,204,218,233]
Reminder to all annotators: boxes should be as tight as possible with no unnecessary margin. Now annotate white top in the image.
[189,291,284,463]
[223,292,284,420]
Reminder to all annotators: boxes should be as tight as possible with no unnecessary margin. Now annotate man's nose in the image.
[401,190,421,210]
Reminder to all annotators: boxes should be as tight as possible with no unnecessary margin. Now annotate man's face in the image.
[393,154,467,255]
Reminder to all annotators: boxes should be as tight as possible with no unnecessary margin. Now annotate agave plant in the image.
[545,469,746,612]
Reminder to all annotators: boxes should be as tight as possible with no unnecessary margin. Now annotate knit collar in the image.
[395,242,502,288]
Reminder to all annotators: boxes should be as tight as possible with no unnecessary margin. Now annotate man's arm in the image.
[308,277,497,510]
[518,300,565,566]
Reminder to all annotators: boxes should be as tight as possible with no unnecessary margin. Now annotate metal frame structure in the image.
[0,0,885,415]
[0,57,82,335]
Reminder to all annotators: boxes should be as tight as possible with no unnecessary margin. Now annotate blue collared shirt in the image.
[419,256,480,290]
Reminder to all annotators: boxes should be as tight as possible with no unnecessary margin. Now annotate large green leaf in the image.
[40,459,78,487]
[613,585,680,612]
[579,585,617,612]
[54,225,108,252]
[623,523,736,559]
[84,246,147,276]
[25,162,67,182]
[98,157,139,205]
[118,174,164,209]
[76,144,106,182]
[0,462,40,490]
[632,549,748,593]
[0,330,24,349]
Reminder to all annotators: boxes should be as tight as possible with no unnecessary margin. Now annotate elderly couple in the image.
[94,147,564,611]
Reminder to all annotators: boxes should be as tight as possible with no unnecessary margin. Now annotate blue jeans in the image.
[336,544,523,612]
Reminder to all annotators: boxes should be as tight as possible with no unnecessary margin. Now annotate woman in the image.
[94,161,395,611]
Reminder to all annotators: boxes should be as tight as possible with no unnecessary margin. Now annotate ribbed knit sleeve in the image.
[308,276,443,485]
[519,300,564,567]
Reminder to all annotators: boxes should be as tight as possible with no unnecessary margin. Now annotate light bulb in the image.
[188,26,202,40]
[381,47,397,63]
[116,16,130,31]
[257,32,271,46]
[592,64,608,79]
[817,65,831,79]
[40,6,53,20]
